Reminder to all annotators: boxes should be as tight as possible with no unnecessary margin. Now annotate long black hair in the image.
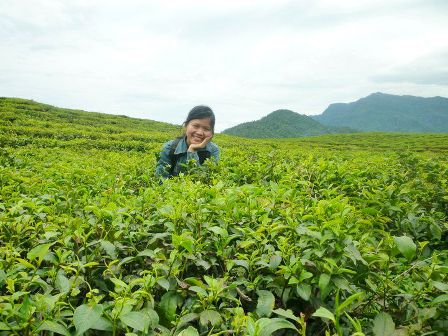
[184,105,215,133]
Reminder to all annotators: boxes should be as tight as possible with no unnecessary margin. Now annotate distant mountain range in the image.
[222,109,355,138]
[222,93,448,138]
[313,92,448,132]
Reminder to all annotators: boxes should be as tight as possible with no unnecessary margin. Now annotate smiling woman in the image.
[155,105,220,179]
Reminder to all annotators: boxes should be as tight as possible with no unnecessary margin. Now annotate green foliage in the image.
[372,312,395,336]
[312,307,335,322]
[1,97,447,335]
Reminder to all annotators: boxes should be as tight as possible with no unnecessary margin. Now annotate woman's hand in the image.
[188,136,212,152]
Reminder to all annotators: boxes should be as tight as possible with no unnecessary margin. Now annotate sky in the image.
[1,0,448,132]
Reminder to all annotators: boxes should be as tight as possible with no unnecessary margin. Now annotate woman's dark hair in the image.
[184,105,215,132]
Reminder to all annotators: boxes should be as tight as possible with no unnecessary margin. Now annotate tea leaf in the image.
[37,321,70,336]
[27,243,53,264]
[3,102,448,336]
[432,294,448,305]
[177,326,199,336]
[0,322,11,331]
[256,290,275,317]
[336,292,363,314]
[120,311,148,332]
[312,307,335,322]
[258,318,298,336]
[272,308,300,323]
[157,278,171,291]
[199,310,222,326]
[318,273,331,293]
[160,291,179,322]
[269,255,282,269]
[100,240,117,259]
[55,271,70,293]
[373,312,395,336]
[73,304,103,335]
[431,281,448,292]
[393,236,416,261]
[296,284,311,301]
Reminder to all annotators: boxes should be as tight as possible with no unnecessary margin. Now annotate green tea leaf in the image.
[91,317,113,331]
[189,286,207,296]
[318,273,331,293]
[157,278,171,291]
[146,309,159,329]
[0,322,11,331]
[178,313,199,329]
[336,292,363,314]
[172,233,195,253]
[259,318,298,336]
[19,295,33,320]
[160,291,179,322]
[55,271,70,293]
[137,249,155,258]
[37,321,70,336]
[208,226,228,236]
[432,294,448,305]
[312,307,335,322]
[393,236,416,261]
[232,259,249,270]
[73,304,103,335]
[296,284,311,301]
[344,243,367,265]
[100,240,117,259]
[120,311,148,332]
[269,255,282,269]
[256,290,275,317]
[17,257,36,269]
[199,310,222,326]
[0,270,6,286]
[373,312,395,336]
[27,243,53,264]
[298,270,313,282]
[431,280,448,292]
[177,326,199,336]
[272,308,300,323]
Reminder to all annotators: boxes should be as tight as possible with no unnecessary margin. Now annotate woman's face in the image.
[185,118,213,146]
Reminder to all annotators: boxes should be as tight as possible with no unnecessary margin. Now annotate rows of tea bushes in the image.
[1,98,447,335]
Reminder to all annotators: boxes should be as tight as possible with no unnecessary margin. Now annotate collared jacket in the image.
[155,136,220,179]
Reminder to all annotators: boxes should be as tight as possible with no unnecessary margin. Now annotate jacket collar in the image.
[174,136,210,155]
[174,136,189,155]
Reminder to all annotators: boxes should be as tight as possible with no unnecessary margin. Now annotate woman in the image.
[155,105,220,179]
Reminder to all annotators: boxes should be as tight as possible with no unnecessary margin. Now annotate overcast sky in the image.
[1,0,447,131]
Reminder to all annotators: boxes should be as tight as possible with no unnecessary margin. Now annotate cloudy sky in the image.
[1,0,447,131]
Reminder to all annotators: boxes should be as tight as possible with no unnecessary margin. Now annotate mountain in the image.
[222,109,354,138]
[312,92,448,132]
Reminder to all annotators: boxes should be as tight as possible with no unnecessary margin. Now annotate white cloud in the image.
[1,0,448,131]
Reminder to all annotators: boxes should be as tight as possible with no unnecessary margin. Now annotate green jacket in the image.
[155,136,220,178]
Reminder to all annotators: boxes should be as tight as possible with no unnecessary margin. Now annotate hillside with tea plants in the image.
[1,97,447,335]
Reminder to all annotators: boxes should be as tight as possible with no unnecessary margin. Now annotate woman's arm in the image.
[155,141,173,179]
[209,143,220,161]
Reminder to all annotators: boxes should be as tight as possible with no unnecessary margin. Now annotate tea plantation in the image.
[1,98,447,335]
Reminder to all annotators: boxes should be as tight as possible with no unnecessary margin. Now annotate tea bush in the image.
[0,98,447,335]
